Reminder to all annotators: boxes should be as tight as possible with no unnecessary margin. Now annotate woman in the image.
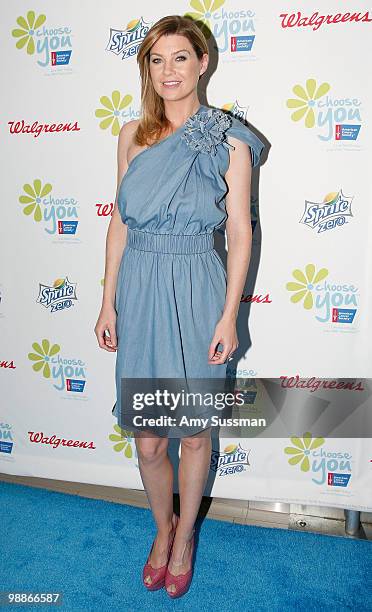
[95,15,264,599]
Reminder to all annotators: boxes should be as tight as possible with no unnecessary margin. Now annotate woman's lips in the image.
[162,81,181,88]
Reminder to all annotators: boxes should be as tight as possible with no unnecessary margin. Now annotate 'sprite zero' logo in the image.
[106,17,151,60]
[36,277,78,312]
[210,443,250,476]
[300,189,354,233]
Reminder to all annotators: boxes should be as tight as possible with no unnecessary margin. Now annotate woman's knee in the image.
[135,437,168,464]
[181,430,211,452]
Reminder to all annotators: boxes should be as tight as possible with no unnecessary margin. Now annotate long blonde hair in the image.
[135,15,208,146]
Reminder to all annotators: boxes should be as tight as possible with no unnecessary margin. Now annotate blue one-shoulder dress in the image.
[112,104,264,436]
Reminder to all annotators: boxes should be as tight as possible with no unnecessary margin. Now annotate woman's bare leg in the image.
[166,428,211,592]
[135,432,176,584]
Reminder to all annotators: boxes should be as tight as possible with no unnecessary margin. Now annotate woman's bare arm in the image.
[223,136,253,321]
[101,129,130,310]
[208,136,253,364]
[94,121,135,352]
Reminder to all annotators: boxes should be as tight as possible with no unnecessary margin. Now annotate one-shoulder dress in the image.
[112,104,264,436]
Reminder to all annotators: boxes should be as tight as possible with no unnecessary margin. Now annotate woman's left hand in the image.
[208,316,239,365]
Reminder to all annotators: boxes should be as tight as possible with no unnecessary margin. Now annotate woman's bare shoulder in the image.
[118,119,140,148]
[117,119,141,168]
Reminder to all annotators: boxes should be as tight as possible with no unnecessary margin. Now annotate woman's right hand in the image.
[94,304,118,352]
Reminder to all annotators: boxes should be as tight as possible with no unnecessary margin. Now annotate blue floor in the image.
[0,480,371,611]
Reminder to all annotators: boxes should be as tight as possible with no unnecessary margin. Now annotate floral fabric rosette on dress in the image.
[181,107,236,156]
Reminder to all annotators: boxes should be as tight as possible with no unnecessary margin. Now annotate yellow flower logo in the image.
[286,78,330,128]
[28,339,61,378]
[184,0,226,37]
[95,91,132,136]
[284,432,325,472]
[11,11,46,55]
[19,179,52,222]
[109,425,135,458]
[286,264,328,310]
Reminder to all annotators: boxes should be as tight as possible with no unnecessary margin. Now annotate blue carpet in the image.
[0,481,371,611]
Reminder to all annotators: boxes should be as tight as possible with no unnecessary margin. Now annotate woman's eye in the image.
[151,56,187,63]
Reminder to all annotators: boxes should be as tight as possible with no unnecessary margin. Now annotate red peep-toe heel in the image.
[142,515,178,591]
[165,532,195,599]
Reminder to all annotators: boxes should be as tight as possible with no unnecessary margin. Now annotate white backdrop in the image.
[1,1,372,512]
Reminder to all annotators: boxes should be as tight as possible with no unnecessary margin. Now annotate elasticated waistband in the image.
[127,229,214,254]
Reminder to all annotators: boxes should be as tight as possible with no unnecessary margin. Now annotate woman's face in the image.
[149,34,208,103]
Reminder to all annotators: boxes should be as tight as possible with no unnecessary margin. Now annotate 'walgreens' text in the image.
[279,11,372,32]
[8,119,80,138]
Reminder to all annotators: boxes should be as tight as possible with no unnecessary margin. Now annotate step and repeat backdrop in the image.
[1,2,372,512]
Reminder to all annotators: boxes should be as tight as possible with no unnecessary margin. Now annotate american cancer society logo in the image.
[28,338,86,394]
[0,422,14,457]
[185,0,257,59]
[284,432,352,487]
[106,17,151,60]
[285,263,358,326]
[18,179,79,240]
[210,443,250,477]
[11,10,72,71]
[300,189,354,233]
[286,78,362,142]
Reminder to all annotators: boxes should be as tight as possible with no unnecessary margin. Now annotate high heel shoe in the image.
[142,515,179,591]
[165,532,195,599]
